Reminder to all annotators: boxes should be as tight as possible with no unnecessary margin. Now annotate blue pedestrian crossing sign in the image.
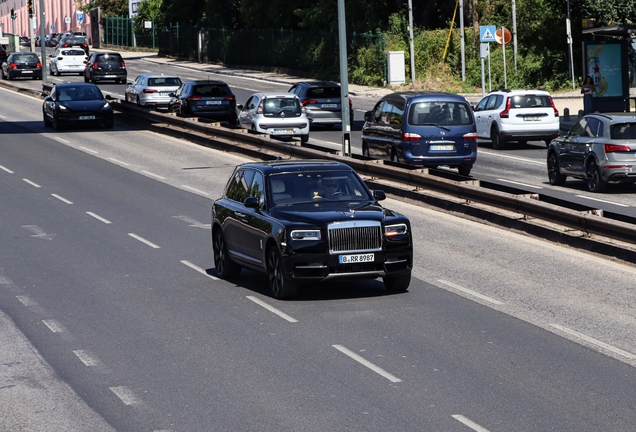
[480,26,496,43]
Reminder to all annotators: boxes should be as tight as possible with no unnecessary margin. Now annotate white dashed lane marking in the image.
[42,319,64,333]
[452,415,491,432]
[73,350,99,366]
[109,386,141,405]
[550,324,636,359]
[128,233,161,249]
[86,212,112,224]
[437,280,504,305]
[332,344,402,383]
[180,260,219,280]
[23,178,41,188]
[51,194,73,204]
[246,296,298,323]
[0,165,14,173]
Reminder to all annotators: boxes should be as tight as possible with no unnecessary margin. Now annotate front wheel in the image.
[383,272,411,293]
[43,111,50,127]
[586,159,607,192]
[491,125,503,150]
[547,152,566,186]
[267,246,297,300]
[213,230,241,279]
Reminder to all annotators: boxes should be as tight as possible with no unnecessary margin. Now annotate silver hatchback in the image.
[237,92,310,143]
[125,74,182,109]
[547,113,636,192]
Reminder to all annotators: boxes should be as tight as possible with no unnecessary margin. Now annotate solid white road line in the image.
[437,280,504,305]
[575,195,630,207]
[86,212,112,224]
[479,150,544,165]
[332,344,402,383]
[181,185,210,196]
[246,296,299,323]
[141,170,167,180]
[107,157,130,166]
[180,260,219,280]
[42,319,64,333]
[52,136,70,144]
[0,165,14,173]
[109,386,141,405]
[550,324,636,359]
[16,295,36,306]
[51,193,73,204]
[497,179,543,189]
[22,178,41,188]
[79,146,99,154]
[128,233,161,249]
[73,350,99,366]
[452,415,491,432]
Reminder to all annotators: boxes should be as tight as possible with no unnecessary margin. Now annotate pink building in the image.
[0,0,92,38]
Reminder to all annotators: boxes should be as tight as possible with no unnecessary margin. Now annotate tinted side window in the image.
[387,101,405,125]
[583,118,602,138]
[475,96,489,111]
[485,95,500,110]
[226,169,248,203]
[250,171,266,210]
[570,119,588,137]
[379,100,395,125]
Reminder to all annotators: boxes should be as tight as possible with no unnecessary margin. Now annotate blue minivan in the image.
[361,92,477,175]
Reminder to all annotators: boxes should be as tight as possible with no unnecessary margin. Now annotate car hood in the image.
[269,201,395,225]
[58,100,108,110]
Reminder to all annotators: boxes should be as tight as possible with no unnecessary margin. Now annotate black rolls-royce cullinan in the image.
[211,159,413,299]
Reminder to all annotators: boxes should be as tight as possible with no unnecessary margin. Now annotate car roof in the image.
[182,80,228,85]
[297,81,340,87]
[588,113,636,123]
[54,83,100,90]
[488,88,551,95]
[138,73,180,79]
[238,159,353,175]
[382,91,470,103]
[256,92,298,98]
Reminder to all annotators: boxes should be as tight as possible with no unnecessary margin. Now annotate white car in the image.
[125,74,182,109]
[473,89,560,149]
[237,92,310,143]
[49,48,88,76]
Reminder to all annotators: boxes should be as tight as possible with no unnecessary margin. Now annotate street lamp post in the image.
[566,0,575,89]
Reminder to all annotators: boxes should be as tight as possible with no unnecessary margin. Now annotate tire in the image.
[212,230,241,279]
[267,245,297,300]
[457,165,472,176]
[43,111,50,127]
[0,69,4,80]
[52,114,61,131]
[383,272,411,293]
[300,134,309,144]
[518,139,527,146]
[136,95,141,106]
[7,72,12,81]
[547,152,566,186]
[391,150,399,163]
[362,143,370,157]
[586,159,607,192]
[491,125,503,150]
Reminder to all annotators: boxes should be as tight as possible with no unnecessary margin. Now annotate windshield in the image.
[57,86,102,101]
[408,101,473,126]
[269,171,372,205]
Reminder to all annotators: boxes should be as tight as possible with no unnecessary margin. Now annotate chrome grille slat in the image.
[328,221,382,254]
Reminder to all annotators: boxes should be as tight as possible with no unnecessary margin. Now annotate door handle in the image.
[235,212,246,218]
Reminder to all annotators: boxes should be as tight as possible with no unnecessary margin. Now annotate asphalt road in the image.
[1,75,636,431]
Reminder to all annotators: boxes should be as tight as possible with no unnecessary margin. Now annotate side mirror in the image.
[126,81,132,86]
[373,190,386,201]
[105,94,113,100]
[49,54,53,58]
[237,104,244,111]
[364,111,373,122]
[244,196,259,209]
[168,92,175,97]
[83,60,87,64]
[44,96,52,102]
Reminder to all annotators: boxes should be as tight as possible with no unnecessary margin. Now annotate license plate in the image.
[272,129,294,135]
[321,104,337,108]
[525,116,540,121]
[206,100,222,105]
[429,144,455,151]
[160,92,170,96]
[103,75,116,78]
[339,253,374,264]
[79,115,95,120]
[22,70,33,73]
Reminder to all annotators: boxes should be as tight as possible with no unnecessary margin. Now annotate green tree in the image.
[134,0,164,26]
[75,0,128,16]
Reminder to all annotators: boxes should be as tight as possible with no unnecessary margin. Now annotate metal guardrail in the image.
[8,80,636,249]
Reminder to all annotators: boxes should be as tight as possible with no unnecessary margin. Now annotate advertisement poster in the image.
[586,43,622,97]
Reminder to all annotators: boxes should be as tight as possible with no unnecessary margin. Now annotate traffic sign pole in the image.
[39,0,47,82]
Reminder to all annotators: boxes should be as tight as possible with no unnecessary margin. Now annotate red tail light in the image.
[57,57,63,60]
[9,63,16,69]
[302,99,317,106]
[121,61,126,69]
[463,132,478,141]
[349,99,353,106]
[143,89,158,93]
[36,62,42,68]
[499,97,512,118]
[225,95,235,100]
[187,96,202,101]
[605,143,632,153]
[92,63,98,70]
[549,96,559,117]
[402,132,421,141]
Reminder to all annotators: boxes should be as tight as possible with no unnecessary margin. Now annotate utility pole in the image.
[39,0,47,82]
[28,0,35,52]
[337,0,351,157]
[459,0,465,81]
[566,0,575,89]
[512,0,518,71]
[407,0,415,83]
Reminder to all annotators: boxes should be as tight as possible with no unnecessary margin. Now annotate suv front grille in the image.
[328,221,382,254]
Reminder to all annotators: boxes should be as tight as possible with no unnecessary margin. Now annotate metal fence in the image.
[102,17,386,83]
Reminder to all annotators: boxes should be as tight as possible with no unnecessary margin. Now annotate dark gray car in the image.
[83,52,127,84]
[0,52,42,80]
[288,81,353,128]
[547,113,636,192]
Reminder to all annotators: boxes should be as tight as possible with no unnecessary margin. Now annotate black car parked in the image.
[212,160,413,299]
[0,52,42,80]
[42,83,114,130]
[168,80,237,122]
[83,52,127,84]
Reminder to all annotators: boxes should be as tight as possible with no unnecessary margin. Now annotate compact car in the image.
[547,113,636,192]
[362,91,477,175]
[288,81,353,127]
[42,83,113,130]
[0,52,42,80]
[49,48,88,76]
[212,160,413,299]
[84,52,127,84]
[237,92,310,143]
[57,36,89,55]
[474,89,560,149]
[125,74,182,109]
[169,80,237,122]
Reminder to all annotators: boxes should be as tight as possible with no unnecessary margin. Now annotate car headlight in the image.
[384,223,408,237]
[101,102,110,110]
[58,104,68,110]
[291,229,321,241]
